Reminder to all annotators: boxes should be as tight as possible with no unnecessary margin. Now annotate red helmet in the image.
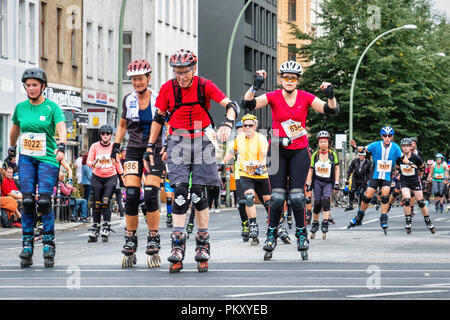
[127,59,152,77]
[169,49,197,67]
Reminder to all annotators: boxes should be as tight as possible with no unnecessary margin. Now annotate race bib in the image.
[243,160,260,175]
[315,162,332,178]
[19,132,46,157]
[123,161,139,175]
[435,174,444,180]
[204,125,219,150]
[96,154,113,169]
[281,119,307,140]
[377,160,392,173]
[400,164,415,176]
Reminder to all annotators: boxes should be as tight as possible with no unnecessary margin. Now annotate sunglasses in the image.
[243,124,255,128]
[282,76,298,83]
[382,134,393,138]
[174,66,194,77]
[100,132,111,136]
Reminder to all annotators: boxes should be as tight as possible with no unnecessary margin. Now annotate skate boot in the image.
[435,202,439,213]
[424,216,435,234]
[344,204,354,211]
[146,231,161,268]
[277,225,291,244]
[328,216,335,224]
[42,234,56,268]
[249,222,259,245]
[347,210,365,229]
[310,220,319,239]
[321,219,329,239]
[100,221,115,242]
[287,215,294,228]
[186,222,194,239]
[440,204,444,214]
[305,211,312,225]
[195,231,210,272]
[88,223,100,242]
[121,230,137,268]
[263,227,277,261]
[380,214,388,235]
[166,213,173,228]
[295,227,309,260]
[241,220,250,242]
[168,231,186,273]
[19,233,34,268]
[405,215,412,234]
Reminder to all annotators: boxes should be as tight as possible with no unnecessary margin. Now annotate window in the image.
[157,52,161,88]
[19,0,26,61]
[70,11,77,66]
[180,0,184,31]
[193,0,197,36]
[56,7,63,63]
[186,0,190,33]
[157,0,163,22]
[86,21,93,77]
[108,29,114,83]
[245,1,252,24]
[165,0,169,24]
[173,0,177,28]
[244,46,252,71]
[29,2,36,63]
[288,0,296,22]
[97,26,104,80]
[122,31,132,80]
[165,55,169,83]
[145,32,151,62]
[0,0,7,57]
[40,1,47,59]
[288,44,296,61]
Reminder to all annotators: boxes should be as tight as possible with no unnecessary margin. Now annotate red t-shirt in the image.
[266,89,316,150]
[156,76,226,132]
[1,177,18,196]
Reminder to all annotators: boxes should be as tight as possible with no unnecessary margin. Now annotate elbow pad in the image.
[324,102,339,116]
[242,98,256,112]
[226,101,240,119]
[153,112,166,126]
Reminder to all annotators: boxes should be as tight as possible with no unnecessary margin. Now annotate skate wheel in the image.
[20,259,33,268]
[169,262,183,273]
[322,233,327,240]
[282,238,291,244]
[243,236,249,242]
[250,238,259,246]
[431,228,435,234]
[406,229,411,234]
[264,251,272,261]
[301,251,308,261]
[121,254,136,268]
[44,258,54,268]
[310,233,316,239]
[383,229,388,235]
[147,254,161,268]
[197,261,208,272]
[101,236,108,243]
[88,237,98,243]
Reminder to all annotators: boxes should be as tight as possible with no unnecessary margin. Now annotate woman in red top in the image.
[87,125,123,243]
[242,60,339,261]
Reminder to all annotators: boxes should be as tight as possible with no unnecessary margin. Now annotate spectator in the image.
[74,151,86,184]
[81,153,92,205]
[3,156,18,174]
[0,196,22,228]
[57,170,89,223]
[1,167,22,200]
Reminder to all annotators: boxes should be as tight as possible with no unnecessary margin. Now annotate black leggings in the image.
[91,174,117,224]
[268,145,311,229]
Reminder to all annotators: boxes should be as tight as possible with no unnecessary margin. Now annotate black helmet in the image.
[400,138,412,146]
[99,124,113,135]
[22,68,47,85]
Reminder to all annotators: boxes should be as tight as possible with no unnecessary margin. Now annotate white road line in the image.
[347,289,448,298]
[337,214,405,230]
[224,289,334,298]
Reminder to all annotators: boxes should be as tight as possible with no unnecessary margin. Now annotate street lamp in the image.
[348,24,417,158]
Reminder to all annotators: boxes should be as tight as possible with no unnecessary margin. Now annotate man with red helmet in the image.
[146,49,239,273]
[111,58,164,269]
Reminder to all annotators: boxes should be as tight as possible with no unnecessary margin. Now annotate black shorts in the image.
[235,178,246,202]
[368,179,391,190]
[400,177,422,191]
[123,146,164,178]
[239,176,271,198]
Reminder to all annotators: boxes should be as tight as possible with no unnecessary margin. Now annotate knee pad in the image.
[362,194,371,204]
[125,187,141,216]
[381,195,390,204]
[190,184,208,211]
[403,198,411,207]
[305,196,311,204]
[22,194,36,214]
[238,198,246,207]
[270,188,286,211]
[392,191,400,198]
[289,188,306,211]
[313,200,322,214]
[94,201,102,214]
[262,200,270,212]
[101,197,110,209]
[418,199,426,208]
[245,193,255,207]
[173,183,189,214]
[166,197,172,205]
[321,197,331,212]
[144,185,160,212]
[37,194,52,215]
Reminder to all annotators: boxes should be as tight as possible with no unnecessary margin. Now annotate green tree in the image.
[290,0,449,158]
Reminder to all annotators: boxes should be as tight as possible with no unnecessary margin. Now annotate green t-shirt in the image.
[12,99,66,167]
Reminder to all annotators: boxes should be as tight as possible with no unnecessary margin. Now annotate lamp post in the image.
[348,24,417,158]
[117,0,127,119]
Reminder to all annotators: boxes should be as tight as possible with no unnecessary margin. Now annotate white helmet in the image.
[279,61,303,76]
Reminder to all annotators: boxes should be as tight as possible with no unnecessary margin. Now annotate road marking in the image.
[223,289,334,298]
[337,214,405,229]
[347,289,448,298]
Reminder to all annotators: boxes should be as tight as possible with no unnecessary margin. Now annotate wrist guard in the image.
[57,142,66,153]
[253,74,265,91]
[241,98,256,112]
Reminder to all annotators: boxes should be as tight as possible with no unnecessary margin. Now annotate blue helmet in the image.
[435,153,444,159]
[380,126,394,136]
[235,121,243,129]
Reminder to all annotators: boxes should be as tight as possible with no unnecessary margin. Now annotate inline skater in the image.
[164,165,174,227]
[348,126,402,234]
[146,49,239,273]
[242,60,339,260]
[86,125,123,242]
[10,68,67,268]
[305,131,340,239]
[344,150,371,211]
[111,59,164,268]
[396,138,435,234]
[428,153,448,213]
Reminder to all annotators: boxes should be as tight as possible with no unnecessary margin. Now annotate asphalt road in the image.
[1,204,450,302]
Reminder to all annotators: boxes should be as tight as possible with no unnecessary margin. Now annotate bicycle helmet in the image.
[22,68,47,86]
[169,49,198,67]
[99,124,113,135]
[241,114,258,123]
[317,130,330,140]
[235,121,243,129]
[435,153,444,159]
[358,150,366,156]
[427,159,434,165]
[278,61,303,76]
[380,126,394,136]
[400,138,412,146]
[127,59,152,77]
[410,136,418,144]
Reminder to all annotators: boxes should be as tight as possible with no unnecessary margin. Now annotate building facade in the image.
[198,0,277,129]
[0,0,40,159]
